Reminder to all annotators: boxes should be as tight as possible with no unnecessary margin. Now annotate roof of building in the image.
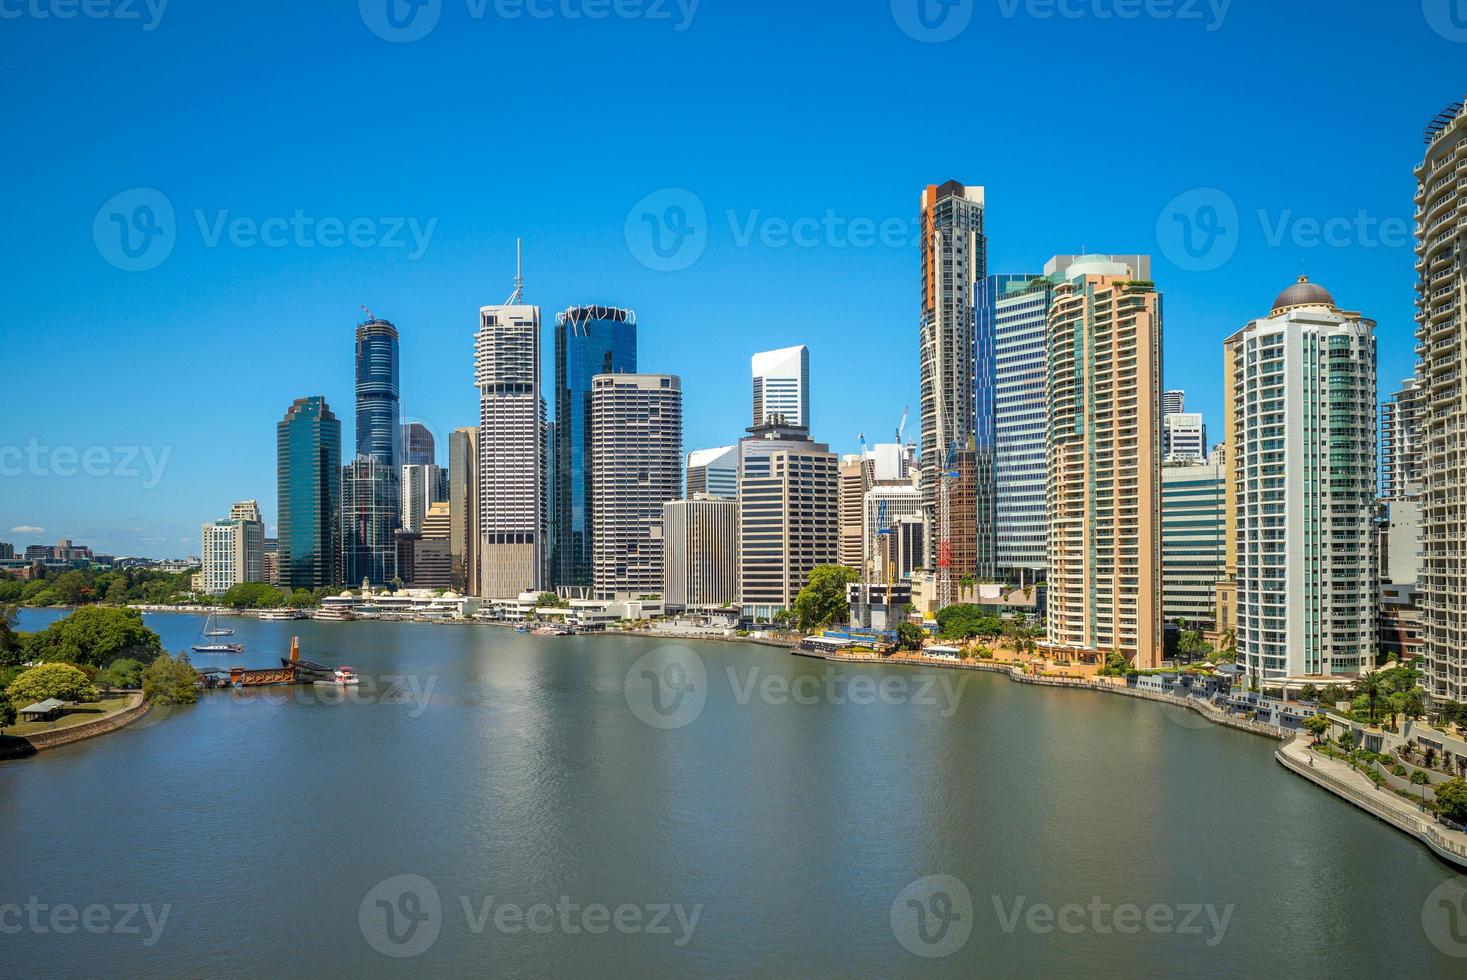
[1271,276,1335,313]
[18,698,66,713]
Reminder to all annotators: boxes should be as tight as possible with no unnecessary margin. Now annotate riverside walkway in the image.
[1277,734,1467,870]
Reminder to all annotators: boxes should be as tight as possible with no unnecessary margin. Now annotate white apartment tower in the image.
[751,345,810,429]
[200,500,266,595]
[1226,278,1378,683]
[476,267,546,599]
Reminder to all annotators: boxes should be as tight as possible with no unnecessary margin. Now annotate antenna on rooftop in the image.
[506,238,525,305]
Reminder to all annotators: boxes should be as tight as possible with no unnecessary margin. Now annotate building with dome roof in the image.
[1223,279,1377,685]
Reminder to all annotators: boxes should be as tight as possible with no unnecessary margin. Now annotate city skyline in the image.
[2,3,1453,556]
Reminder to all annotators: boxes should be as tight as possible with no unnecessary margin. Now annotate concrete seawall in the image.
[0,694,151,760]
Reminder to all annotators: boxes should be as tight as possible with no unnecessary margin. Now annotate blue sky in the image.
[0,0,1460,557]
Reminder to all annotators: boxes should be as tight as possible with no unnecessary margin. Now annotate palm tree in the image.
[1358,671,1384,725]
[957,574,975,602]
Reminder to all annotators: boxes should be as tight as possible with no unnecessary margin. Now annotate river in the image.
[1,609,1464,976]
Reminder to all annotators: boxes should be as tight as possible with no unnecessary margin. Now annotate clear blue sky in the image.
[0,0,1459,557]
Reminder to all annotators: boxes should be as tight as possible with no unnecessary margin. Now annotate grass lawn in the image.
[2,696,135,737]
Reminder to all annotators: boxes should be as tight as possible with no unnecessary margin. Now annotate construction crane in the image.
[360,304,375,322]
[937,438,961,609]
[896,406,909,446]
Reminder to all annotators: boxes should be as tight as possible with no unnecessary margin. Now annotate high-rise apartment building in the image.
[663,495,739,612]
[589,374,682,600]
[401,463,447,534]
[277,396,342,590]
[918,181,985,606]
[1160,462,1226,628]
[1163,390,1186,416]
[1163,412,1208,462]
[1046,255,1162,669]
[838,456,873,570]
[401,422,435,467]
[554,305,637,589]
[976,272,1053,583]
[1381,376,1424,501]
[477,288,546,599]
[200,500,266,595]
[342,456,399,587]
[751,345,810,429]
[737,422,838,621]
[1227,278,1377,684]
[1415,97,1467,703]
[448,426,479,594]
[411,501,453,589]
[356,317,402,470]
[686,446,738,499]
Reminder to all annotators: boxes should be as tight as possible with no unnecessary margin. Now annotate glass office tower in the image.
[553,305,637,588]
[276,396,342,589]
[356,317,402,470]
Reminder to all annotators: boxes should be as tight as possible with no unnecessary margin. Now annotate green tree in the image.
[1303,714,1332,744]
[935,604,1003,641]
[5,662,99,705]
[22,606,161,668]
[1436,778,1467,825]
[51,570,92,606]
[792,565,858,632]
[0,577,22,604]
[287,589,319,609]
[96,658,145,691]
[534,592,567,609]
[1099,650,1132,677]
[142,653,199,705]
[219,582,286,609]
[896,622,924,652]
[0,690,13,731]
[1356,672,1384,724]
[104,577,128,605]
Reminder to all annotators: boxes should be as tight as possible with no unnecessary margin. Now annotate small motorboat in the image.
[514,624,531,633]
[315,666,360,687]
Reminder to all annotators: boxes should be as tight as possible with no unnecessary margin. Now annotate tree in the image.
[1356,672,1384,724]
[142,653,198,705]
[219,582,286,609]
[1436,778,1467,825]
[51,570,92,606]
[1299,684,1319,703]
[0,604,20,667]
[0,691,14,731]
[896,622,924,652]
[792,566,858,632]
[22,607,161,668]
[1099,650,1132,677]
[534,592,567,609]
[5,662,99,706]
[1321,684,1347,709]
[96,658,145,691]
[104,578,128,605]
[935,604,1003,641]
[1303,714,1332,744]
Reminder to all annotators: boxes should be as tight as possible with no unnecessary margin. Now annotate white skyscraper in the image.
[476,260,546,599]
[686,446,738,499]
[751,345,810,429]
[1163,412,1208,462]
[1227,278,1377,683]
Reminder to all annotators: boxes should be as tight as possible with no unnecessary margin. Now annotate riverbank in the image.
[0,691,149,760]
[1277,734,1467,869]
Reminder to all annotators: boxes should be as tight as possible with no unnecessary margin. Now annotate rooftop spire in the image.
[506,238,524,305]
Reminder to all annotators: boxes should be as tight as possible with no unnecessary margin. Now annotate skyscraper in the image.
[976,272,1054,584]
[1046,255,1162,669]
[342,456,399,587]
[1227,278,1377,683]
[663,496,739,612]
[1162,413,1208,462]
[589,374,682,600]
[477,272,546,599]
[401,463,447,534]
[1161,462,1226,628]
[356,316,402,469]
[1416,96,1467,704]
[751,345,810,428]
[737,422,838,621]
[448,426,479,595]
[277,396,342,590]
[918,181,985,607]
[1163,390,1186,416]
[686,446,738,499]
[838,455,873,570]
[554,305,637,589]
[401,422,436,467]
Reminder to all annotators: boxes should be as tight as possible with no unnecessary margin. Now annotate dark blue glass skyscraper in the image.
[355,317,401,470]
[553,305,637,588]
[277,396,342,589]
